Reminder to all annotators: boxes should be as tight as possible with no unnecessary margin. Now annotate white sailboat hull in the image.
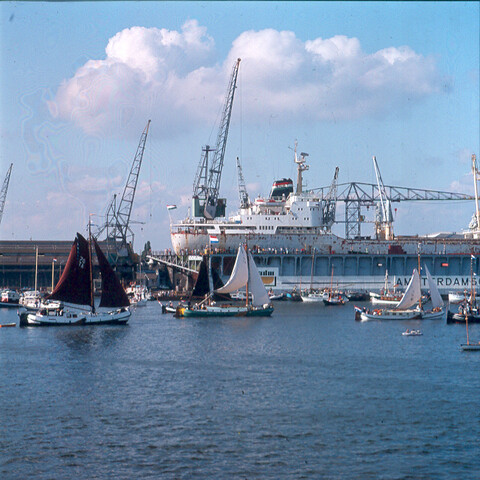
[22,308,130,326]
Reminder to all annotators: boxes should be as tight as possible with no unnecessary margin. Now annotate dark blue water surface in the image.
[1,302,479,479]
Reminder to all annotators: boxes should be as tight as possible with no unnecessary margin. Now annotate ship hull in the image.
[161,248,480,295]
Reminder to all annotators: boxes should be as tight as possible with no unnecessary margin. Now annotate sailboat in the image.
[323,266,348,306]
[177,245,274,317]
[301,250,325,303]
[356,265,444,321]
[369,270,403,305]
[19,233,130,326]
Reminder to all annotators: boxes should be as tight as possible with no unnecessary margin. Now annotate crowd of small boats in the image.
[2,241,480,351]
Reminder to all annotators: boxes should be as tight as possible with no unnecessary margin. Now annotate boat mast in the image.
[88,217,95,314]
[473,154,480,238]
[309,249,315,292]
[244,244,250,308]
[417,248,422,310]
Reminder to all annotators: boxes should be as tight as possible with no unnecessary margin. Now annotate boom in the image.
[236,156,250,209]
[97,120,150,251]
[0,163,13,226]
[193,58,241,220]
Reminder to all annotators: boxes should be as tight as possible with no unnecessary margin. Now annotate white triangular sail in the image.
[247,251,270,307]
[425,264,444,309]
[215,246,248,294]
[395,269,421,310]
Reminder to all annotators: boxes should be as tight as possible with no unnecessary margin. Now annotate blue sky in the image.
[0,1,479,250]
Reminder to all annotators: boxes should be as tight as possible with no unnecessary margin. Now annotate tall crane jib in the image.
[0,163,13,227]
[192,58,241,220]
[322,166,339,229]
[97,120,151,256]
[236,157,250,209]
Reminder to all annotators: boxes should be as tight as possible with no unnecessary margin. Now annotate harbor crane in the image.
[97,120,151,257]
[313,157,475,239]
[0,163,13,227]
[192,58,241,220]
[236,156,250,209]
[322,166,339,229]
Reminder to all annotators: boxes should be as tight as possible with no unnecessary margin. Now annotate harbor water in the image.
[1,302,479,479]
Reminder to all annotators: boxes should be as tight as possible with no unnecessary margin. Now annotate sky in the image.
[0,1,479,251]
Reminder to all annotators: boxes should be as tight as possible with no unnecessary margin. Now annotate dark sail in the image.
[47,233,92,306]
[93,238,130,308]
[191,256,230,300]
[191,259,210,297]
[212,266,231,301]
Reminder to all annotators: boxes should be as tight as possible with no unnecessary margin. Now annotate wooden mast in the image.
[88,216,95,314]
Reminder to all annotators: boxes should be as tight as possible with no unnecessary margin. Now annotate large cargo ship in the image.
[170,150,480,294]
[169,58,480,293]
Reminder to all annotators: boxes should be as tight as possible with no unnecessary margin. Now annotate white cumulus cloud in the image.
[49,22,447,138]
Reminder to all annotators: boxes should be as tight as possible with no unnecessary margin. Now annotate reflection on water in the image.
[1,302,480,480]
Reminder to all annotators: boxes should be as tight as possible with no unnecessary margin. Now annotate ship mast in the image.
[294,141,309,194]
[373,156,394,241]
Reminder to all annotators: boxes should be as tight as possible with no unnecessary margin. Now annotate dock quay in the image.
[0,239,137,290]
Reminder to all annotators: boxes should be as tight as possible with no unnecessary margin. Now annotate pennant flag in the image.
[209,235,219,244]
[166,205,177,211]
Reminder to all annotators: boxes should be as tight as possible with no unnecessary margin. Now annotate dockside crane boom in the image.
[322,166,339,230]
[97,120,151,254]
[192,58,241,220]
[236,157,250,209]
[0,163,13,226]
[115,119,151,247]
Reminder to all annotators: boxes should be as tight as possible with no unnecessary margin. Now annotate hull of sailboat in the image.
[177,304,274,317]
[245,305,274,316]
[370,296,403,305]
[446,311,480,324]
[323,295,348,306]
[20,309,130,327]
[359,309,422,321]
[460,343,480,351]
[359,307,444,321]
[301,293,325,303]
[178,306,247,317]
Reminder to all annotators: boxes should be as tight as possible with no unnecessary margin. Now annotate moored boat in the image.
[19,231,130,327]
[177,245,273,318]
[357,264,445,321]
[0,289,20,307]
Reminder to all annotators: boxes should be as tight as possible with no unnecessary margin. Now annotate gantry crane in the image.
[192,58,241,220]
[0,163,13,227]
[97,120,151,257]
[313,157,475,239]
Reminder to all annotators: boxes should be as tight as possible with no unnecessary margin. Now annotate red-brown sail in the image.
[47,233,92,306]
[93,238,130,308]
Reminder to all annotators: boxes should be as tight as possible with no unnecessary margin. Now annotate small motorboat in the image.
[402,329,423,336]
